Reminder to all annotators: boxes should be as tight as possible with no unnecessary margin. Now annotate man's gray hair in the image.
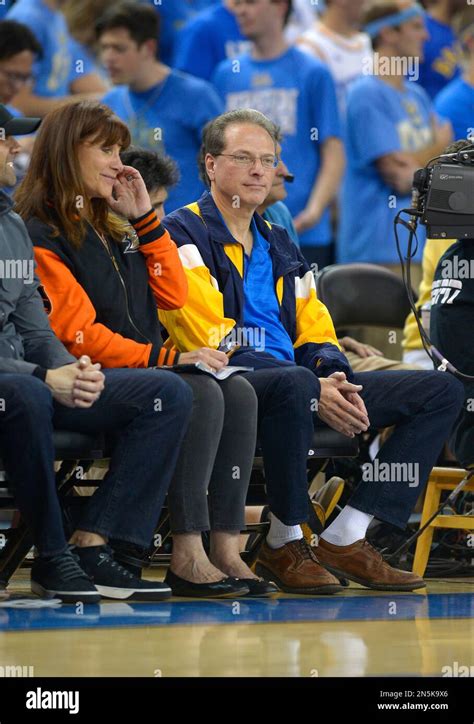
[198,109,281,187]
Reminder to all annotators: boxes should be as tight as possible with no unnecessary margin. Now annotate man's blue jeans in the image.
[0,368,192,556]
[244,367,464,530]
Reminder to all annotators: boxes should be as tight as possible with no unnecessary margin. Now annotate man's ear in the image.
[205,153,216,182]
[142,38,158,60]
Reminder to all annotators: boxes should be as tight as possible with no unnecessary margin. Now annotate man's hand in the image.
[339,336,383,359]
[432,118,453,150]
[318,373,370,437]
[330,371,370,426]
[178,348,229,373]
[45,356,105,408]
[106,165,152,220]
[293,203,322,234]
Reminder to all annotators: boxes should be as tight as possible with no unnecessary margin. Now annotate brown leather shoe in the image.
[317,538,426,591]
[254,539,343,595]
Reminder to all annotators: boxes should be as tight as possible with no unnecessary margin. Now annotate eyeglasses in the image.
[215,153,279,169]
[0,68,33,86]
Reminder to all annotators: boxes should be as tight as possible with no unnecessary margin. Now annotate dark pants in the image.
[0,369,193,556]
[243,367,464,530]
[348,370,465,528]
[167,373,258,533]
[244,366,320,525]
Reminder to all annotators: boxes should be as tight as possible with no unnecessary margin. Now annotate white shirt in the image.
[297,20,373,116]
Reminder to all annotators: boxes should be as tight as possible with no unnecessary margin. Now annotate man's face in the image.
[396,13,429,61]
[206,123,276,211]
[337,0,367,28]
[99,28,152,86]
[149,186,168,220]
[232,0,286,40]
[0,50,35,105]
[264,144,290,207]
[0,136,21,187]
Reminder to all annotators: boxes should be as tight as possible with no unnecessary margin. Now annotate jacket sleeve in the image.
[13,271,76,369]
[33,247,172,368]
[7,222,76,371]
[131,209,188,310]
[158,215,235,351]
[293,255,354,380]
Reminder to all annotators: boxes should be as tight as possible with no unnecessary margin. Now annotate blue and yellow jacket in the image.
[160,192,353,380]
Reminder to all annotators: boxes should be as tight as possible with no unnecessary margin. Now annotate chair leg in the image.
[0,522,34,587]
[412,479,442,577]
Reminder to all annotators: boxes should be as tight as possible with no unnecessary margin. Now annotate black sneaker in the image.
[74,545,171,601]
[31,549,100,604]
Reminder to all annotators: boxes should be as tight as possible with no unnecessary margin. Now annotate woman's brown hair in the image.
[15,100,131,248]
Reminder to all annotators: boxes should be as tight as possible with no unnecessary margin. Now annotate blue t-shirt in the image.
[145,0,219,66]
[263,201,299,247]
[338,77,432,265]
[7,0,96,97]
[0,0,12,18]
[435,77,474,142]
[174,3,250,81]
[212,47,342,248]
[102,70,223,212]
[243,220,295,362]
[417,14,460,99]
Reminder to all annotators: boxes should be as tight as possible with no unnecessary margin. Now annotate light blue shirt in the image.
[338,76,433,264]
[173,3,249,80]
[435,77,474,142]
[263,202,299,247]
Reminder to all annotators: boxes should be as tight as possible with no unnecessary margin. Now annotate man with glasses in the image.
[212,0,344,271]
[6,0,107,117]
[157,108,464,594]
[0,20,41,111]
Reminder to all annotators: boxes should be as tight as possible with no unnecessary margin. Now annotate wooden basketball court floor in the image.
[0,569,472,677]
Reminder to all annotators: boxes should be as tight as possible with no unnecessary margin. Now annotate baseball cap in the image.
[0,104,41,136]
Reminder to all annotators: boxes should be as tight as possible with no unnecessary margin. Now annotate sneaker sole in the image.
[94,584,172,601]
[320,563,427,592]
[255,564,343,595]
[31,581,100,604]
[166,584,250,599]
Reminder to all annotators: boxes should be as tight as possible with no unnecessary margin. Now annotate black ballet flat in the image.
[164,569,249,598]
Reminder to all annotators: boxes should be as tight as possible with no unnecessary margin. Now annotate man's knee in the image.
[262,366,320,412]
[0,375,53,420]
[425,371,465,412]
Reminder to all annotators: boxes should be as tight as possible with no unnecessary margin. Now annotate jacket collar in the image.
[196,191,302,277]
[0,188,14,217]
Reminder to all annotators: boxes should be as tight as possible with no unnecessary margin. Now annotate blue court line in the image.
[0,592,472,632]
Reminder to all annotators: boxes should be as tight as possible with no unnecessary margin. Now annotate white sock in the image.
[320,505,374,547]
[266,512,303,549]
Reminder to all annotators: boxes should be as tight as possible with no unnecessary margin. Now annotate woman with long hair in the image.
[16,100,277,598]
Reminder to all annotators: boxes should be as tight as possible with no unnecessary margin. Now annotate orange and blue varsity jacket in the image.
[159,192,353,381]
[27,208,187,368]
